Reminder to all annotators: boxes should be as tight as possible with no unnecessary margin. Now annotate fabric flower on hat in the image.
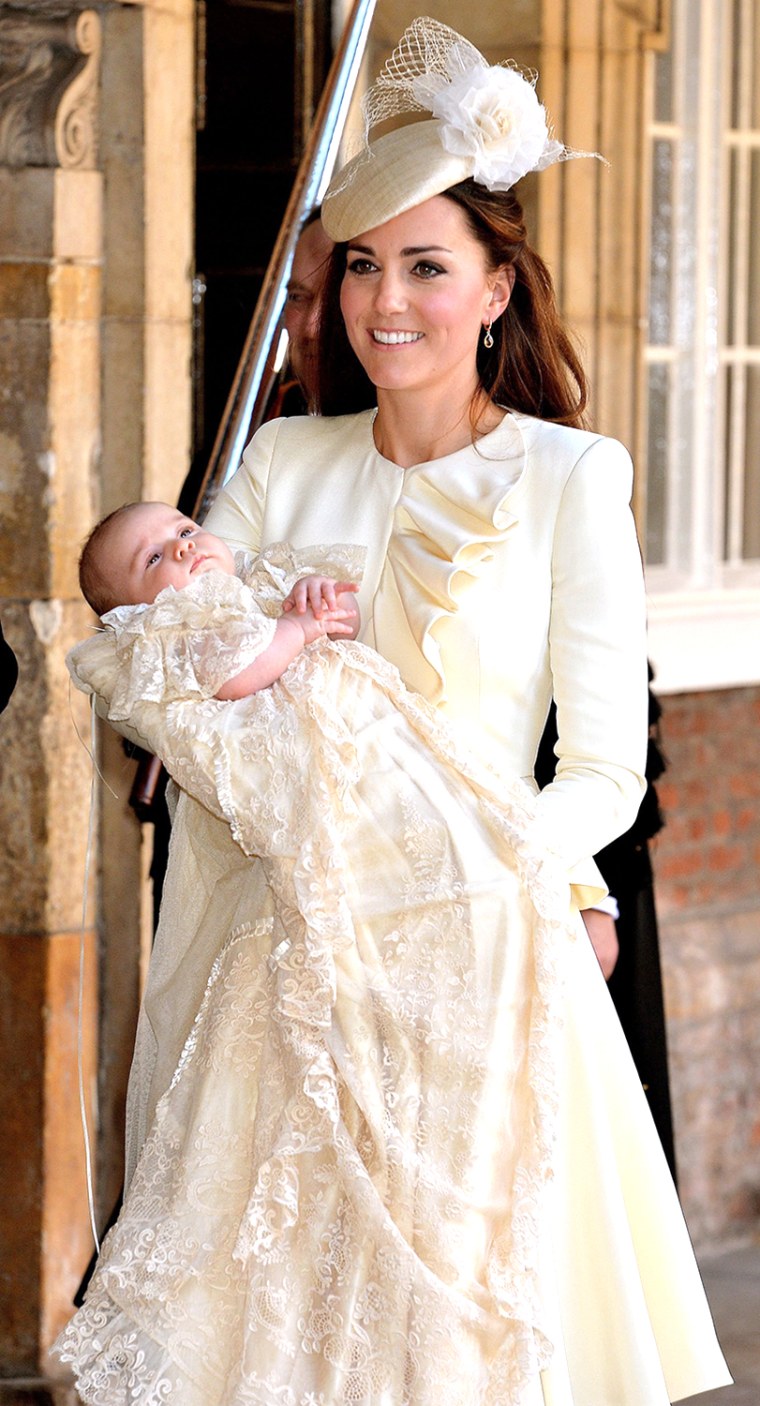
[413,46,563,192]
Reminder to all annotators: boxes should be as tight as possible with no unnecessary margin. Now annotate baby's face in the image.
[104,503,236,607]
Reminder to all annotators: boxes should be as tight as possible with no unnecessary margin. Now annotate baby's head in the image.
[79,501,235,616]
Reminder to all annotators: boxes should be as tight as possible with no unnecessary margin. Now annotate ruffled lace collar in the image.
[100,565,247,632]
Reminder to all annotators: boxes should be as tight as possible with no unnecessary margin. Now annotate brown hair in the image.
[314,180,589,428]
[78,503,140,617]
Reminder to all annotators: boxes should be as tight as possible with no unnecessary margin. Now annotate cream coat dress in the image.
[60,409,730,1405]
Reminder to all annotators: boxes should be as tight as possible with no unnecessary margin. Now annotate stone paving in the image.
[680,1243,760,1405]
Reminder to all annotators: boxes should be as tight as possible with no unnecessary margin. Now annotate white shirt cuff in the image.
[587,893,620,920]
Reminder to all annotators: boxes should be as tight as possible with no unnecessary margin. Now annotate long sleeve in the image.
[203,418,283,552]
[536,437,648,882]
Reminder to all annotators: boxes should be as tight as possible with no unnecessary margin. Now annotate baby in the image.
[78,500,360,698]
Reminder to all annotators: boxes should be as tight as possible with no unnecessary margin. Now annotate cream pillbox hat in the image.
[322,120,471,243]
[322,17,589,243]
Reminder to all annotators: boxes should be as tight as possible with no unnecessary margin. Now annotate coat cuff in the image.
[568,855,609,910]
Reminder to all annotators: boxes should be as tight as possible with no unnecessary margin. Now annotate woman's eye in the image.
[346,258,377,276]
[413,261,444,279]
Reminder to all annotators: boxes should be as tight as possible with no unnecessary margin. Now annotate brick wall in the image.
[651,685,760,1250]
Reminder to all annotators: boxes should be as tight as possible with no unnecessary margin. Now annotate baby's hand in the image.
[283,575,359,620]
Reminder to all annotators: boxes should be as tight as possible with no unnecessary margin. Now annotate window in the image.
[641,0,760,691]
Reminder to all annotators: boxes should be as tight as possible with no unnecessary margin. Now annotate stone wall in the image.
[0,144,103,1383]
[653,686,760,1250]
[0,0,194,1385]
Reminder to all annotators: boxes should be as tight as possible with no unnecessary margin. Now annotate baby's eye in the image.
[146,551,161,567]
[179,526,194,538]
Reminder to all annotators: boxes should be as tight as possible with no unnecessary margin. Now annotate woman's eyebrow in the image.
[346,243,452,256]
[401,245,452,256]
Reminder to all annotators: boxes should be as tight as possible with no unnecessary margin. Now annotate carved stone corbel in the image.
[0,7,101,168]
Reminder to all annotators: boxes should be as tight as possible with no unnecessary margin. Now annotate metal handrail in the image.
[194,0,376,515]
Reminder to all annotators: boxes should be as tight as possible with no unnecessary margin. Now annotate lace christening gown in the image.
[57,548,729,1406]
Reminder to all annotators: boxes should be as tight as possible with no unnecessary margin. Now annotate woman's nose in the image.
[373,269,407,314]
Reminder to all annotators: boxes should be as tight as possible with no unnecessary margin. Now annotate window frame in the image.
[639,0,760,693]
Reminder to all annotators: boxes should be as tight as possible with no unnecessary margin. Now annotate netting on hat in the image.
[360,17,489,135]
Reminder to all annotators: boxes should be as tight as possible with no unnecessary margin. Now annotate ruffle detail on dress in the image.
[99,572,278,719]
[373,413,526,702]
[236,541,367,617]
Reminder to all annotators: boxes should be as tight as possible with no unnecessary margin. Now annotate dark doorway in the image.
[191,0,331,485]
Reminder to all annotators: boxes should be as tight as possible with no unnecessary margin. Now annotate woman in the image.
[62,19,729,1406]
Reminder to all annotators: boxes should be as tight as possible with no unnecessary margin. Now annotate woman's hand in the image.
[582,908,620,981]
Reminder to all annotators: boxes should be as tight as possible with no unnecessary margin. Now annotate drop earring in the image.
[483,319,494,350]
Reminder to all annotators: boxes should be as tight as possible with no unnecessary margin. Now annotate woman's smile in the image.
[371,329,424,345]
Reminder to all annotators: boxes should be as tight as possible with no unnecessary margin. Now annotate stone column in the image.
[0,9,103,1382]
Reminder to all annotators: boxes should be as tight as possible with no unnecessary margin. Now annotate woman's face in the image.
[339,196,509,402]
